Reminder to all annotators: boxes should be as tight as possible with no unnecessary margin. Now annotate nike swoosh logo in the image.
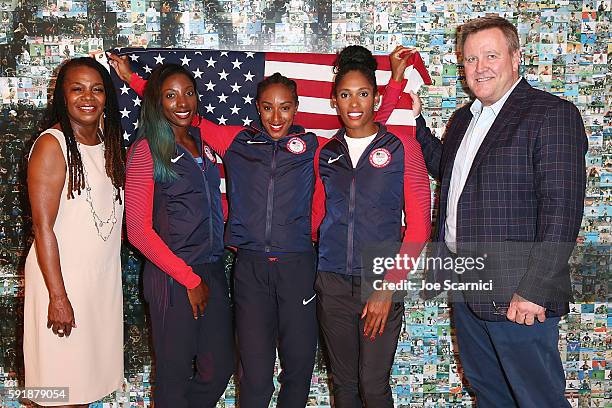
[328,154,343,164]
[302,294,316,305]
[170,153,184,163]
[247,140,267,144]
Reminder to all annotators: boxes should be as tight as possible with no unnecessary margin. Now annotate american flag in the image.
[108,48,431,197]
[109,47,431,142]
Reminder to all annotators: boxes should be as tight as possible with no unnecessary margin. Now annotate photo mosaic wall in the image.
[0,0,609,406]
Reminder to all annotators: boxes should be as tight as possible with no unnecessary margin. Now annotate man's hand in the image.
[361,289,395,340]
[409,91,422,117]
[506,293,546,325]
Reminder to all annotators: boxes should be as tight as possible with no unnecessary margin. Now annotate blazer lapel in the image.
[463,79,530,185]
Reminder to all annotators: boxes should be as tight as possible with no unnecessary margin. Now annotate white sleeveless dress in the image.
[23,128,124,405]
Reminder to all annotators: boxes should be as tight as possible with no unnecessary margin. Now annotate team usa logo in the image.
[287,137,307,154]
[369,148,392,168]
[204,145,216,163]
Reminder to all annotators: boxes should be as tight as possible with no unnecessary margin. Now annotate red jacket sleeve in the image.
[192,117,244,158]
[384,135,432,283]
[374,78,406,125]
[125,140,201,289]
[311,137,332,241]
[129,72,147,97]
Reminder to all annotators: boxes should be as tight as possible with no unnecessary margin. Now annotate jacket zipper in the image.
[265,142,278,252]
[335,137,357,276]
[194,141,214,259]
[201,160,213,258]
[346,175,356,275]
[339,131,383,275]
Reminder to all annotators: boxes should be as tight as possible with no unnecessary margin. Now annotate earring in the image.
[98,109,105,135]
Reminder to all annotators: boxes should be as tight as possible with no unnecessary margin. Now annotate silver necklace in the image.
[76,132,118,242]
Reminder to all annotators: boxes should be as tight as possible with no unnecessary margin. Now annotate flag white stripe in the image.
[297,96,336,115]
[387,109,416,126]
[298,96,413,125]
[404,67,425,94]
[265,60,420,87]
[304,128,337,138]
[304,108,415,137]
[265,60,334,82]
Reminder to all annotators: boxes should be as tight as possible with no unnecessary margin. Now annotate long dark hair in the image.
[332,45,378,96]
[135,63,198,182]
[42,57,125,200]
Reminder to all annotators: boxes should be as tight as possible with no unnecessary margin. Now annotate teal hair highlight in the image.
[134,63,198,183]
[137,97,178,183]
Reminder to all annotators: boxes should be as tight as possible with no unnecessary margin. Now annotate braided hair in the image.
[332,45,378,96]
[42,57,125,201]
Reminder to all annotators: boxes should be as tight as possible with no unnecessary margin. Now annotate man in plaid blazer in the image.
[414,16,587,407]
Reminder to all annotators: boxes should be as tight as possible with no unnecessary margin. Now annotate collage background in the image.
[0,0,610,406]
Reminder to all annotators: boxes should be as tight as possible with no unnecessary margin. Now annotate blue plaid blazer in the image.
[417,79,587,320]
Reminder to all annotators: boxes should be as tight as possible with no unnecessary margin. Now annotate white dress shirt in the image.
[445,78,522,253]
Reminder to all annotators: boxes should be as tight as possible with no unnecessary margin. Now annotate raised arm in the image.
[107,52,243,157]
[375,78,405,124]
[411,91,442,180]
[384,135,431,284]
[129,72,147,96]
[192,117,244,158]
[374,46,414,124]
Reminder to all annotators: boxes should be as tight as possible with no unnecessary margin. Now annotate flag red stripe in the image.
[266,52,338,65]
[294,79,401,101]
[266,51,396,71]
[292,79,334,99]
[266,51,432,85]
[410,52,433,85]
[294,112,343,130]
[396,93,415,110]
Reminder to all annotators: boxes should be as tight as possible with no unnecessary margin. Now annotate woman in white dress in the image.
[24,57,125,407]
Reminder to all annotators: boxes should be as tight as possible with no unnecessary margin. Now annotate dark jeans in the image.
[453,301,570,408]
